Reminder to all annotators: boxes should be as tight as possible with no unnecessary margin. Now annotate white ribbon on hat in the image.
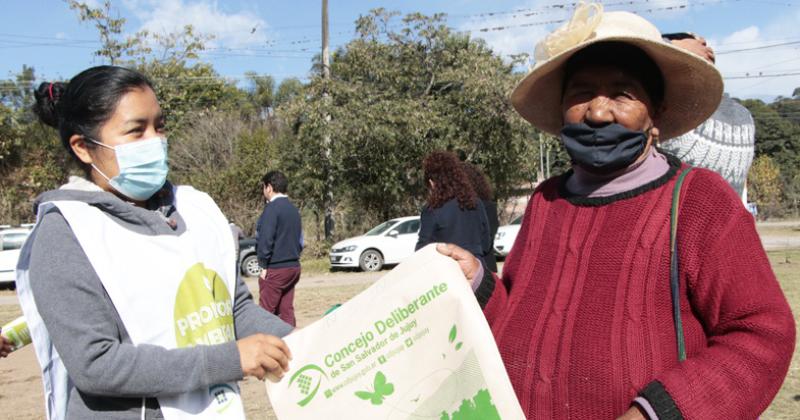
[534,2,604,62]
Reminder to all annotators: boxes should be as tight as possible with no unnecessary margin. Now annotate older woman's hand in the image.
[616,406,646,420]
[436,243,481,286]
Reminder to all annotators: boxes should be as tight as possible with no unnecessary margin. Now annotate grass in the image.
[300,256,331,275]
[2,250,798,418]
[762,249,800,419]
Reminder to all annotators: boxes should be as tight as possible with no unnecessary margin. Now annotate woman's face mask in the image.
[560,123,649,174]
[89,136,169,201]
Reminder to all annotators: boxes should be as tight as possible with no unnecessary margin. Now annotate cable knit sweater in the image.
[475,157,795,419]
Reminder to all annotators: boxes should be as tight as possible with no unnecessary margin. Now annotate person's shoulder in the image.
[681,166,745,212]
[712,95,754,126]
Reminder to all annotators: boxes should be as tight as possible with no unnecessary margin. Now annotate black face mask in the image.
[560,123,649,174]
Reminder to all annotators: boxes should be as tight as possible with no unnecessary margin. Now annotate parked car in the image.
[0,227,32,289]
[329,216,421,272]
[494,215,523,257]
[238,238,261,278]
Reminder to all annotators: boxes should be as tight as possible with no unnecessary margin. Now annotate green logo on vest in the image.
[174,263,234,347]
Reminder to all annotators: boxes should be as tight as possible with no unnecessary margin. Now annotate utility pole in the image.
[321,0,334,241]
[322,0,330,79]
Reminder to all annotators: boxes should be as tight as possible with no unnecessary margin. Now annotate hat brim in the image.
[511,36,723,140]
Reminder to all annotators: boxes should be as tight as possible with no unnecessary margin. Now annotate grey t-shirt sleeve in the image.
[232,273,293,339]
[28,209,244,398]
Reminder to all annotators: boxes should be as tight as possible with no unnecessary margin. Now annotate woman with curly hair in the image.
[415,151,491,270]
[462,162,499,272]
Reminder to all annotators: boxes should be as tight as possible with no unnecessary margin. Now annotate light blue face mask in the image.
[89,136,169,201]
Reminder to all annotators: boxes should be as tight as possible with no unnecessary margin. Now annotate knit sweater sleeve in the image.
[643,171,795,419]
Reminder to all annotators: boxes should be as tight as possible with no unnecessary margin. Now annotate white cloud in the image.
[457,0,571,66]
[712,7,800,99]
[459,0,692,67]
[123,0,269,49]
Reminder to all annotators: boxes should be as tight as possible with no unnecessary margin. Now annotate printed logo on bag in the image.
[287,364,328,407]
[173,263,234,347]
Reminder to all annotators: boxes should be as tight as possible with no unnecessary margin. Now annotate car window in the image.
[1,233,28,251]
[394,220,420,235]
[365,220,398,236]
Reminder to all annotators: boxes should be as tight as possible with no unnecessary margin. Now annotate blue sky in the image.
[2,0,799,101]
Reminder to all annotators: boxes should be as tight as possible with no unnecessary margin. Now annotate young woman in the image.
[17,66,292,420]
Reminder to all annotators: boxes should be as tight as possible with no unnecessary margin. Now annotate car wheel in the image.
[241,255,261,277]
[359,249,384,272]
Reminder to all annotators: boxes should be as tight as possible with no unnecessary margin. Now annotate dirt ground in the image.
[1,223,799,419]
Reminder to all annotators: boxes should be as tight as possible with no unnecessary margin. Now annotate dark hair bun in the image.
[33,81,66,128]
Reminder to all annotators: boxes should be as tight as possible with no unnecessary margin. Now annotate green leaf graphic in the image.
[455,342,463,351]
[449,325,457,343]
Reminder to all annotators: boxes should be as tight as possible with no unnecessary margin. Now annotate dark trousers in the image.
[258,266,301,327]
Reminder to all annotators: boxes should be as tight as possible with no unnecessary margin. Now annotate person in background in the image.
[438,4,794,419]
[256,171,303,327]
[229,220,245,254]
[416,151,490,270]
[19,66,292,420]
[660,32,756,202]
[461,162,499,272]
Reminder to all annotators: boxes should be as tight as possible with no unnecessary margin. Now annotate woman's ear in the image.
[69,135,94,165]
[649,126,661,144]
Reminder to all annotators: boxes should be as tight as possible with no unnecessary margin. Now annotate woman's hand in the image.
[436,243,481,286]
[236,334,292,382]
[0,335,13,358]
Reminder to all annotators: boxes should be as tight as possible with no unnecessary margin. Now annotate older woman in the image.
[440,4,795,420]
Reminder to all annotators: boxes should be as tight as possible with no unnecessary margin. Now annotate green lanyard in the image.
[670,167,693,362]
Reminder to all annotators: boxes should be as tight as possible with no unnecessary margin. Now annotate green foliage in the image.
[748,155,783,219]
[168,111,278,233]
[0,66,72,223]
[65,0,150,64]
[278,10,540,238]
[742,96,800,217]
[275,78,304,107]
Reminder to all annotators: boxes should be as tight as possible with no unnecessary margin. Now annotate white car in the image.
[494,215,523,257]
[329,216,420,272]
[0,228,32,289]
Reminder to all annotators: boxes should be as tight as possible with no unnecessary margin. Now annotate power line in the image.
[717,40,800,55]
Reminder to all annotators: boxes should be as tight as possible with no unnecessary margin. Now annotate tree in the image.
[275,78,304,107]
[245,72,276,117]
[0,66,72,223]
[278,9,540,237]
[65,0,149,64]
[741,99,800,194]
[748,155,783,219]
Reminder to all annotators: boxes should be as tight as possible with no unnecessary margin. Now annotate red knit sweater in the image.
[480,163,795,419]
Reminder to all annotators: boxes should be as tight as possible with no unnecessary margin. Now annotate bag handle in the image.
[670,166,693,362]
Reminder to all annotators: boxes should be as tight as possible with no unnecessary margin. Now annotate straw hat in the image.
[511,2,723,140]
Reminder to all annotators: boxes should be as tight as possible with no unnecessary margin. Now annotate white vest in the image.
[17,186,246,420]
